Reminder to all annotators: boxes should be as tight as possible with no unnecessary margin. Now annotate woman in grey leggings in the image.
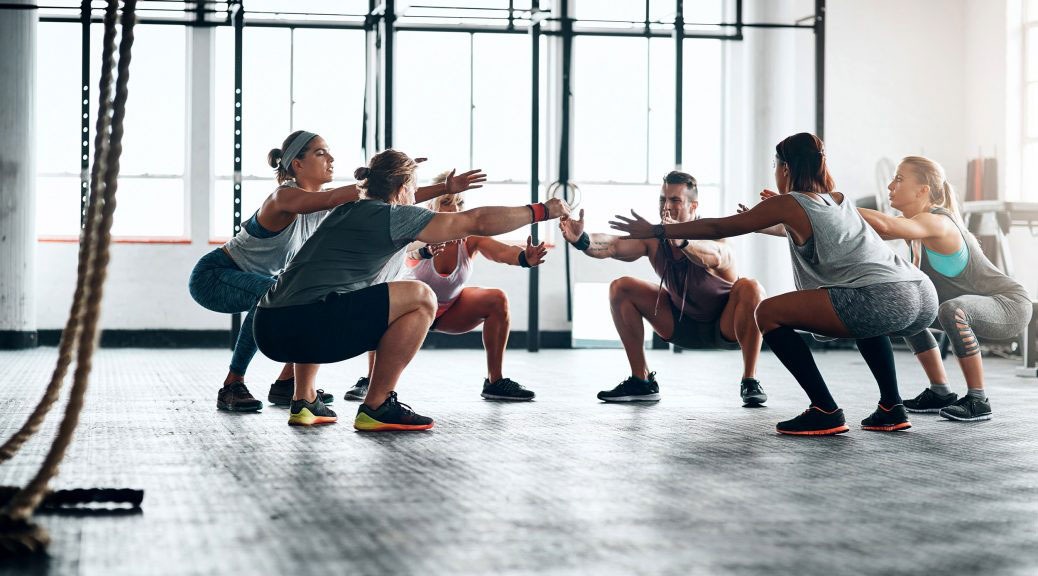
[610,132,938,436]
[189,130,485,412]
[860,156,1033,422]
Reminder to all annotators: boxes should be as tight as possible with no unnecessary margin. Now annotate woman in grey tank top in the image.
[188,130,487,414]
[611,132,938,436]
[860,156,1033,422]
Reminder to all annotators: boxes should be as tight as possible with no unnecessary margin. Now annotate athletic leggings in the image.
[904,292,1033,358]
[188,248,276,375]
[763,280,939,411]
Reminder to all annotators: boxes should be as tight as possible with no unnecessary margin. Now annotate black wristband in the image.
[572,232,591,251]
[651,224,666,240]
[518,251,531,268]
[677,239,689,249]
[418,246,434,259]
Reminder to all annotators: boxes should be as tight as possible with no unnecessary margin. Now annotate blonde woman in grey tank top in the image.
[188,130,487,413]
[860,156,1032,422]
[610,132,937,436]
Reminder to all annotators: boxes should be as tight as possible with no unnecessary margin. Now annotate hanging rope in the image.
[0,0,119,466]
[0,0,140,556]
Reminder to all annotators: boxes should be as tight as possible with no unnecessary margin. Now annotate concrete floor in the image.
[1,346,1037,575]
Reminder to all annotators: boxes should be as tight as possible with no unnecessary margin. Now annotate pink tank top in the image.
[402,240,475,317]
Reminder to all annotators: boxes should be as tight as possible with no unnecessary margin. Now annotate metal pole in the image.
[80,0,90,229]
[675,0,683,169]
[814,0,825,140]
[383,0,395,148]
[230,0,243,350]
[560,0,573,325]
[527,0,540,352]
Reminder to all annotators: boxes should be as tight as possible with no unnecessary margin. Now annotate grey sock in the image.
[929,382,953,396]
[967,388,986,400]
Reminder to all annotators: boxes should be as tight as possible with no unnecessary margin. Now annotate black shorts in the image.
[662,301,739,351]
[254,283,391,364]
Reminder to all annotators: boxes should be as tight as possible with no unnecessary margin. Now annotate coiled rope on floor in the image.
[0,0,141,556]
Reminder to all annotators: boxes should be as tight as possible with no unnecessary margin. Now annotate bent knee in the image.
[609,276,638,300]
[396,280,437,314]
[485,288,509,315]
[732,278,766,304]
[754,298,780,332]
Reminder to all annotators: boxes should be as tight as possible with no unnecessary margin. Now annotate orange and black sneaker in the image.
[354,391,434,431]
[287,396,337,426]
[861,403,911,431]
[776,406,849,436]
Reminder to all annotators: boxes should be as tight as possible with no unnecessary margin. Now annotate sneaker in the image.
[268,378,334,406]
[344,377,369,401]
[861,403,912,431]
[740,378,767,406]
[776,406,849,435]
[354,391,434,431]
[287,395,338,426]
[939,395,993,422]
[597,373,660,402]
[481,377,535,401]
[903,388,958,413]
[217,381,263,412]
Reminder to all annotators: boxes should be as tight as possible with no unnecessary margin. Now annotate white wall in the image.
[32,0,1036,332]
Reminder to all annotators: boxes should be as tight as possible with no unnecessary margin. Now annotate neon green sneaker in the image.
[287,396,337,426]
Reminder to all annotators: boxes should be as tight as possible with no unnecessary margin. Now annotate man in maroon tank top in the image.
[559,171,767,404]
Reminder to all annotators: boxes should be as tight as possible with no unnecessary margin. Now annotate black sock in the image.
[855,336,901,407]
[763,326,837,412]
[275,377,294,384]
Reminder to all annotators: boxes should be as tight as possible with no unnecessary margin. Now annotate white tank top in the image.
[401,240,475,316]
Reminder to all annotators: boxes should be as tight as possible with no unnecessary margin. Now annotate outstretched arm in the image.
[859,208,945,242]
[558,209,649,262]
[270,184,360,215]
[415,168,487,203]
[471,235,548,267]
[610,195,791,240]
[416,199,569,244]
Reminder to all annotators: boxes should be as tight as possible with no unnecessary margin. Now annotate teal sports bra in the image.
[924,232,968,278]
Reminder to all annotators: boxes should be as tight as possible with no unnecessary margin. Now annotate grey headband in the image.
[280,131,317,170]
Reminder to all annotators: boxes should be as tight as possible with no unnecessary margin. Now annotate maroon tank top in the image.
[650,240,733,322]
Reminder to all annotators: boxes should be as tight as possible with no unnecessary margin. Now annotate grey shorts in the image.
[827,279,939,339]
[663,302,740,350]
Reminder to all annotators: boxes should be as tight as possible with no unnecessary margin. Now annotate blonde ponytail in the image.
[900,155,961,221]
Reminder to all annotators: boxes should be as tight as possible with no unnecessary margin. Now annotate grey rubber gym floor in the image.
[1,347,1037,575]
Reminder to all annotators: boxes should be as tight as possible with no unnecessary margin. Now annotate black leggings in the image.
[254,283,390,364]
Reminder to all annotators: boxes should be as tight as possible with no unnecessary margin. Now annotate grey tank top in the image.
[785,191,925,290]
[917,207,1029,303]
[222,181,330,277]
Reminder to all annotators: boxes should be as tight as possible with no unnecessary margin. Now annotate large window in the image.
[1023,0,1038,199]
[212,27,366,240]
[395,31,540,242]
[37,23,187,239]
[572,35,722,234]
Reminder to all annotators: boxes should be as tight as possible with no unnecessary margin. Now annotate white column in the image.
[0,0,38,348]
[187,25,214,245]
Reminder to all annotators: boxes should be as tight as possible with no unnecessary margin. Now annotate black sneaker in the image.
[344,377,369,402]
[354,391,434,431]
[776,406,848,435]
[268,378,334,406]
[481,377,535,401]
[287,395,337,426]
[217,381,263,412]
[740,378,767,406]
[939,395,993,422]
[597,373,660,402]
[903,388,958,413]
[861,403,911,431]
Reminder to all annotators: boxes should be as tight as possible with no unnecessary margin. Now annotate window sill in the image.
[39,236,192,244]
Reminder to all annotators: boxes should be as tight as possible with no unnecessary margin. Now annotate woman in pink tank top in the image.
[345,179,548,402]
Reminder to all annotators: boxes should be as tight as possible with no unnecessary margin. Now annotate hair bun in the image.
[267,148,283,169]
[354,166,370,180]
